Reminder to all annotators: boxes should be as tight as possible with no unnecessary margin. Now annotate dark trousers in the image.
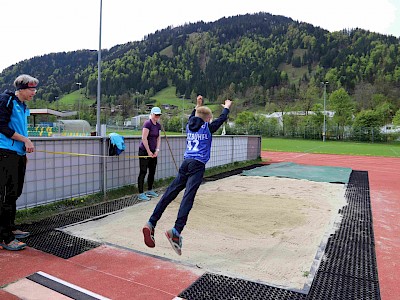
[0,150,26,243]
[138,149,157,193]
[149,158,205,233]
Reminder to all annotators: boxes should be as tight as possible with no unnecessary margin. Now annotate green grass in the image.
[152,86,195,109]
[58,89,95,106]
[262,137,400,157]
[152,86,217,112]
[278,63,309,84]
[159,45,173,58]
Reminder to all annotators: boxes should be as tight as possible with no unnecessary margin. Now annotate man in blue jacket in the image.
[143,95,232,255]
[0,74,38,251]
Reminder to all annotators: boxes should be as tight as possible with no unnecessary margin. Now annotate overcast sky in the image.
[1,0,399,73]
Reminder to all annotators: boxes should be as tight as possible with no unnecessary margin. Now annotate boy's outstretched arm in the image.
[189,95,204,120]
[209,99,232,133]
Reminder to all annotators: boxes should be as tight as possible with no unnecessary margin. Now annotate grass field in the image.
[152,87,221,112]
[58,89,95,106]
[152,86,195,109]
[263,137,400,157]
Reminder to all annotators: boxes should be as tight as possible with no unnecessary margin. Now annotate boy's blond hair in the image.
[195,106,213,122]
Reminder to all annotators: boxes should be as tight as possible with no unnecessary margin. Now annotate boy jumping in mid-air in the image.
[142,95,232,255]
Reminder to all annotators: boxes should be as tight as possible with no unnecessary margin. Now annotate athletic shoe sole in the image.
[13,232,30,239]
[165,230,182,256]
[145,192,158,198]
[142,226,155,248]
[0,241,26,251]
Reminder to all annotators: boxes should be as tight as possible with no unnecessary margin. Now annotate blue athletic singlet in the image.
[184,122,212,164]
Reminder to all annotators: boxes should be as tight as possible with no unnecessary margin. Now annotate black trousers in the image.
[0,150,26,243]
[137,149,157,193]
[149,159,205,233]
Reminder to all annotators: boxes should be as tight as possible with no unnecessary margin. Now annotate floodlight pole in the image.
[96,0,102,135]
[136,92,140,115]
[181,95,184,134]
[76,82,82,119]
[322,81,329,142]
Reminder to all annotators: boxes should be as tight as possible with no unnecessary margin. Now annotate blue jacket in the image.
[0,90,30,155]
[109,132,125,156]
[184,107,229,164]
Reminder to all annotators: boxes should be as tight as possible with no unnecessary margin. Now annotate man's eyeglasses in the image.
[154,114,161,116]
[27,88,37,92]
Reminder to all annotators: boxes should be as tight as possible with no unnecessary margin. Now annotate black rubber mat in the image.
[179,170,381,300]
[179,273,307,300]
[23,230,101,259]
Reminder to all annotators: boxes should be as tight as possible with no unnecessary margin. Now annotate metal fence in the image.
[18,135,261,209]
[227,124,400,143]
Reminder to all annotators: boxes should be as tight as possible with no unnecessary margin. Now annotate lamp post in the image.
[54,96,59,111]
[321,81,329,142]
[135,92,140,115]
[181,95,185,134]
[135,92,140,129]
[96,0,102,135]
[76,82,82,119]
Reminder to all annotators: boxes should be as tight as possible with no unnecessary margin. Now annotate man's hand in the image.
[196,95,203,108]
[222,99,232,110]
[24,139,35,153]
[12,133,35,153]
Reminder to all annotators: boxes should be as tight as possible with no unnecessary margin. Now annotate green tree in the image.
[234,111,273,135]
[375,101,394,125]
[299,79,319,113]
[352,110,384,142]
[353,110,381,128]
[163,115,182,132]
[329,88,355,139]
[392,109,400,126]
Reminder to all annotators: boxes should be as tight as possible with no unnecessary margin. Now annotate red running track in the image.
[1,151,397,299]
[262,151,400,300]
[0,244,202,299]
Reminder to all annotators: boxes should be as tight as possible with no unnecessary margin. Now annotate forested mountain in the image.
[1,12,400,120]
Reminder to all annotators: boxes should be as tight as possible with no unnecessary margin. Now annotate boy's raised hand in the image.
[196,95,203,108]
[222,99,232,109]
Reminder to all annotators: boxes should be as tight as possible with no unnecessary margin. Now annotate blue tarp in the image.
[242,162,352,184]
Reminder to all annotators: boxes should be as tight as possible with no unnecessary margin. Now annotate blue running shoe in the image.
[145,190,159,197]
[12,229,30,239]
[0,239,26,251]
[165,228,182,256]
[138,193,150,201]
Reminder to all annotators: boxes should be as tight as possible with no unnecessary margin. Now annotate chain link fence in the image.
[226,123,400,143]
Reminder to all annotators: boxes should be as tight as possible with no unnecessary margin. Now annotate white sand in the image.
[63,175,346,291]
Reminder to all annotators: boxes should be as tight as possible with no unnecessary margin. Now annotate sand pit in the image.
[63,175,346,291]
